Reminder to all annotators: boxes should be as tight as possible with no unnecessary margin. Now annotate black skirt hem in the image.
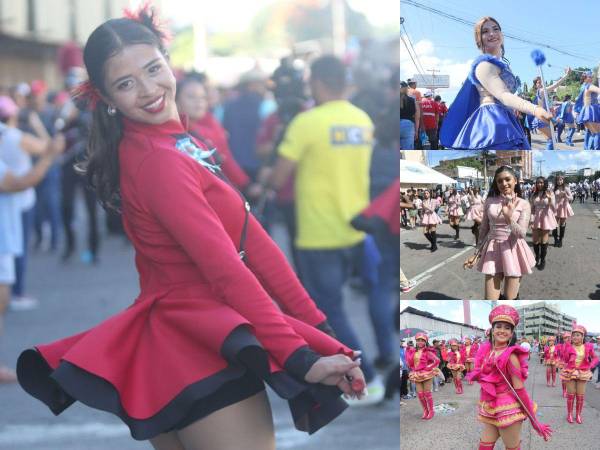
[17,326,347,440]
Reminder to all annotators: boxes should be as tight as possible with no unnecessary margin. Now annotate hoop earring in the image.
[107,105,117,116]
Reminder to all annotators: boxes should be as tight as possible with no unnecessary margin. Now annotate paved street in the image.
[400,354,600,449]
[530,131,586,150]
[0,222,398,450]
[400,201,600,299]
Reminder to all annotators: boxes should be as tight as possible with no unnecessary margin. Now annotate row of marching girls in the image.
[420,187,485,252]
[443,336,480,394]
[544,327,599,424]
[462,166,574,300]
[529,174,574,270]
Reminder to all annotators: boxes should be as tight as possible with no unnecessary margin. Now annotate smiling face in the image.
[177,80,209,121]
[536,178,545,192]
[416,338,426,349]
[496,170,516,196]
[572,331,584,345]
[492,322,513,346]
[557,176,564,187]
[424,190,430,199]
[102,44,178,125]
[480,19,503,55]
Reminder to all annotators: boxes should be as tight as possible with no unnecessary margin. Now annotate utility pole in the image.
[331,0,346,57]
[537,159,545,177]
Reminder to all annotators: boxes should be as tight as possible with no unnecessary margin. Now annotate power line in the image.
[400,22,427,76]
[402,0,596,61]
[400,32,426,77]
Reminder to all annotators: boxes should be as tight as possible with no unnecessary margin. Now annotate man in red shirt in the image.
[435,96,448,149]
[420,92,439,149]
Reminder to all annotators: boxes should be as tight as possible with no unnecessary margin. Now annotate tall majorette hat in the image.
[489,304,520,327]
[415,332,429,342]
[572,324,587,335]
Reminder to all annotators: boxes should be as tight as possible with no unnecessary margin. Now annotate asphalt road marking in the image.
[410,246,473,289]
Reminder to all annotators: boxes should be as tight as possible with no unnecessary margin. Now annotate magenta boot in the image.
[566,393,575,423]
[424,391,435,420]
[478,441,495,449]
[417,391,428,419]
[576,394,584,424]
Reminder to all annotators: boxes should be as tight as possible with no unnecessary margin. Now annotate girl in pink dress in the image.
[446,339,465,394]
[467,187,484,245]
[447,188,463,240]
[557,332,571,398]
[474,166,536,300]
[560,325,599,424]
[406,332,441,420]
[421,190,442,252]
[466,305,552,449]
[462,336,479,373]
[530,176,557,270]
[543,336,559,387]
[552,175,574,247]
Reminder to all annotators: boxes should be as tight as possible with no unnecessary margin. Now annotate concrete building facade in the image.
[515,301,576,340]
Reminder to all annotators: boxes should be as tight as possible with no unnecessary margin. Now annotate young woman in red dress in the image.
[16,6,365,450]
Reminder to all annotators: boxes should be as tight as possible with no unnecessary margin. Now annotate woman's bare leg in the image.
[503,276,521,300]
[176,391,275,450]
[150,432,186,450]
[484,274,503,300]
[498,420,523,449]
[480,423,499,447]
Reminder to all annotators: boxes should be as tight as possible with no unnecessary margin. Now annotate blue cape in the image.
[440,55,509,148]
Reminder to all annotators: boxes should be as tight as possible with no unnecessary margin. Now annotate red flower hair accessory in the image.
[123,1,172,45]
[71,80,101,110]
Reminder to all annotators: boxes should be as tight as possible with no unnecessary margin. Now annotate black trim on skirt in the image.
[17,326,348,440]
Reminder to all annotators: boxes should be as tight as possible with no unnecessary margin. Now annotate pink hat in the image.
[489,304,520,327]
[448,339,458,346]
[0,96,18,119]
[30,80,48,96]
[573,324,587,335]
[415,332,428,342]
[562,331,571,338]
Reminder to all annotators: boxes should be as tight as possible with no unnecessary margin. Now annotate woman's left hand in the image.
[304,354,366,399]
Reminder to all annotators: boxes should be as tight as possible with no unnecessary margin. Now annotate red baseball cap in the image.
[30,80,48,96]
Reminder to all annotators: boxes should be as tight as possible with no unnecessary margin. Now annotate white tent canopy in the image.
[400,159,457,186]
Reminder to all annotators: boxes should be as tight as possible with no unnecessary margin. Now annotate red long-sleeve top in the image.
[406,347,440,372]
[562,343,599,371]
[118,117,340,374]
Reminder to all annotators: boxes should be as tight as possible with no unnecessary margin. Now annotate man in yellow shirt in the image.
[269,55,383,404]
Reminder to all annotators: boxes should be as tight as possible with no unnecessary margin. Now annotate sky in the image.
[154,0,400,31]
[400,300,600,334]
[400,0,600,104]
[426,150,600,177]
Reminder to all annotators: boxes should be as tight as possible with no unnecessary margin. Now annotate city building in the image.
[0,0,136,88]
[434,165,484,188]
[400,306,484,342]
[514,301,576,340]
[495,150,533,180]
[401,150,427,164]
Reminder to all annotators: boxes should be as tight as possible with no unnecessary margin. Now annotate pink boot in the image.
[566,393,575,423]
[576,394,584,424]
[457,377,463,394]
[417,391,428,419]
[424,391,435,420]
[478,441,495,449]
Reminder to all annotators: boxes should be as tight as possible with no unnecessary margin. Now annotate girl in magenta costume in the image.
[467,187,484,246]
[471,166,536,300]
[462,336,480,373]
[530,176,556,271]
[557,332,571,398]
[560,325,600,424]
[14,6,367,450]
[447,339,466,394]
[447,188,463,240]
[466,305,552,450]
[543,336,559,387]
[552,175,574,248]
[421,190,442,252]
[406,332,441,420]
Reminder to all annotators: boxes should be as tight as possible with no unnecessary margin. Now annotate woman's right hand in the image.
[534,107,553,124]
[304,354,366,398]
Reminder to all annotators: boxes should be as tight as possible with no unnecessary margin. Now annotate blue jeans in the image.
[297,243,376,382]
[12,207,35,296]
[365,233,399,360]
[400,119,415,149]
[34,164,62,250]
